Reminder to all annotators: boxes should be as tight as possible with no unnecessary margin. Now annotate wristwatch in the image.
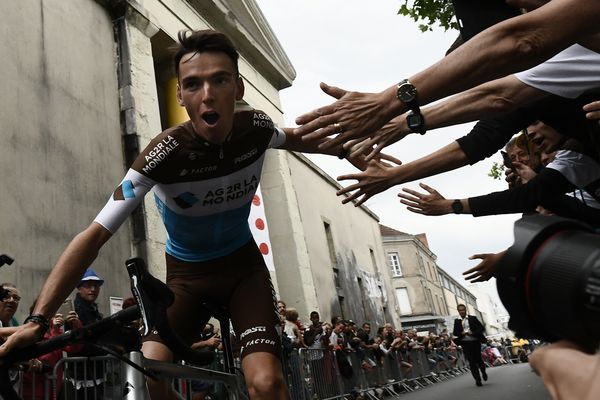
[396,79,419,111]
[407,111,426,135]
[452,199,463,214]
[398,79,426,135]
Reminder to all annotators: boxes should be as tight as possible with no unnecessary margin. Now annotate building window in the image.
[395,288,413,315]
[388,252,403,277]
[323,221,337,266]
[333,267,341,288]
[369,248,377,270]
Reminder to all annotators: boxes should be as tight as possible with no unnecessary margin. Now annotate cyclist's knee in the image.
[246,370,286,399]
[242,352,287,399]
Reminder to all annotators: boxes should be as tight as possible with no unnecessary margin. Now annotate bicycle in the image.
[0,258,248,400]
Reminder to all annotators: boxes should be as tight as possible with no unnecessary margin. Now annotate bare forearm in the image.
[409,0,600,107]
[33,223,111,319]
[394,141,469,185]
[423,76,546,131]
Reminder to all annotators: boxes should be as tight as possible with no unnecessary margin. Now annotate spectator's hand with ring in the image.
[295,83,400,150]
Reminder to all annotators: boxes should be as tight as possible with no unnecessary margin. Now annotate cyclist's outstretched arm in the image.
[0,223,112,358]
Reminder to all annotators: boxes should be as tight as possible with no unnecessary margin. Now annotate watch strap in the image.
[24,313,50,335]
[452,199,464,214]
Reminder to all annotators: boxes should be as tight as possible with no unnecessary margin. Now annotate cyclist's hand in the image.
[0,322,45,362]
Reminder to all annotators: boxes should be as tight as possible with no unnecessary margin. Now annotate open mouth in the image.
[202,111,220,126]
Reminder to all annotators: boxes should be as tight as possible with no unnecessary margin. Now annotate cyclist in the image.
[0,29,375,399]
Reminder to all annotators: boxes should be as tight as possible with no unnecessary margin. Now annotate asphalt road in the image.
[388,363,550,400]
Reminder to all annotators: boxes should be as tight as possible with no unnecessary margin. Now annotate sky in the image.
[253,0,520,300]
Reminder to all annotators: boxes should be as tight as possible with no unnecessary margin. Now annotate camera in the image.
[496,214,600,352]
[0,254,14,268]
[0,286,8,302]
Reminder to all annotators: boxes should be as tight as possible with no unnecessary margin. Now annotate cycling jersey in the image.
[94,110,285,262]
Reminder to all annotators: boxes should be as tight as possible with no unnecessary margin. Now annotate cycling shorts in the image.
[142,240,281,360]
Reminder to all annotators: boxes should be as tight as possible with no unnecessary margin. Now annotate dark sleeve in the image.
[540,195,600,228]
[470,317,485,337]
[468,168,576,217]
[452,319,462,338]
[456,110,534,165]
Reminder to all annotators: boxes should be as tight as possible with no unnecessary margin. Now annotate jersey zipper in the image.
[219,145,224,160]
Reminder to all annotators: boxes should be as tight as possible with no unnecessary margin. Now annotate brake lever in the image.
[126,258,153,336]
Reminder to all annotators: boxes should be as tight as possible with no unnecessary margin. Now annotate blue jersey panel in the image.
[155,195,253,262]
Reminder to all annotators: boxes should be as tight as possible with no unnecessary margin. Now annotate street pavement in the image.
[388,362,550,400]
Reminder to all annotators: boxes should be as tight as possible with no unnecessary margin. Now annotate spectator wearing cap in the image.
[74,267,104,326]
[65,267,105,399]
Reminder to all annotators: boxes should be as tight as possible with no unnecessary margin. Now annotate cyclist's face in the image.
[176,51,244,145]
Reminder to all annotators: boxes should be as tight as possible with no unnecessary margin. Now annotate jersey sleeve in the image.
[93,169,157,233]
[269,127,287,149]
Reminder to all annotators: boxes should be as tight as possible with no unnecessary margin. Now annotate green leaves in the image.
[397,0,458,32]
[488,161,506,180]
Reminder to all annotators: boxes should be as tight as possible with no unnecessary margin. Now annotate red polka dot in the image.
[252,195,261,206]
[259,243,269,255]
[255,218,265,230]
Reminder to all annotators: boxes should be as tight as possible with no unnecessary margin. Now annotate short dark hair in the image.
[172,30,239,78]
[457,304,467,310]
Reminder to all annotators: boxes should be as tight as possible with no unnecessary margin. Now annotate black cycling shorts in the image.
[142,240,281,360]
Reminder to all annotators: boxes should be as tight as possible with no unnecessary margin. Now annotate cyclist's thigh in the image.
[142,340,174,362]
[142,255,213,346]
[228,244,281,360]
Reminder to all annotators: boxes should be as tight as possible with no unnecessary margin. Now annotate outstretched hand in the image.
[336,154,403,206]
[294,83,398,150]
[463,251,505,283]
[398,183,451,216]
[345,115,412,161]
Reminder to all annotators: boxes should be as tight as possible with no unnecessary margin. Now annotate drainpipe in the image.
[106,0,148,256]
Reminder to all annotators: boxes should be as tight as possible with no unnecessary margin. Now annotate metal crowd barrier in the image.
[15,346,469,400]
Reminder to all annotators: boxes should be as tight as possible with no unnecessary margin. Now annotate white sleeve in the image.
[93,169,156,233]
[546,150,600,188]
[268,127,287,149]
[514,44,600,99]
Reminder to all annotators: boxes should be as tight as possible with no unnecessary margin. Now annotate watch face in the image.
[398,83,417,103]
[407,113,423,129]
